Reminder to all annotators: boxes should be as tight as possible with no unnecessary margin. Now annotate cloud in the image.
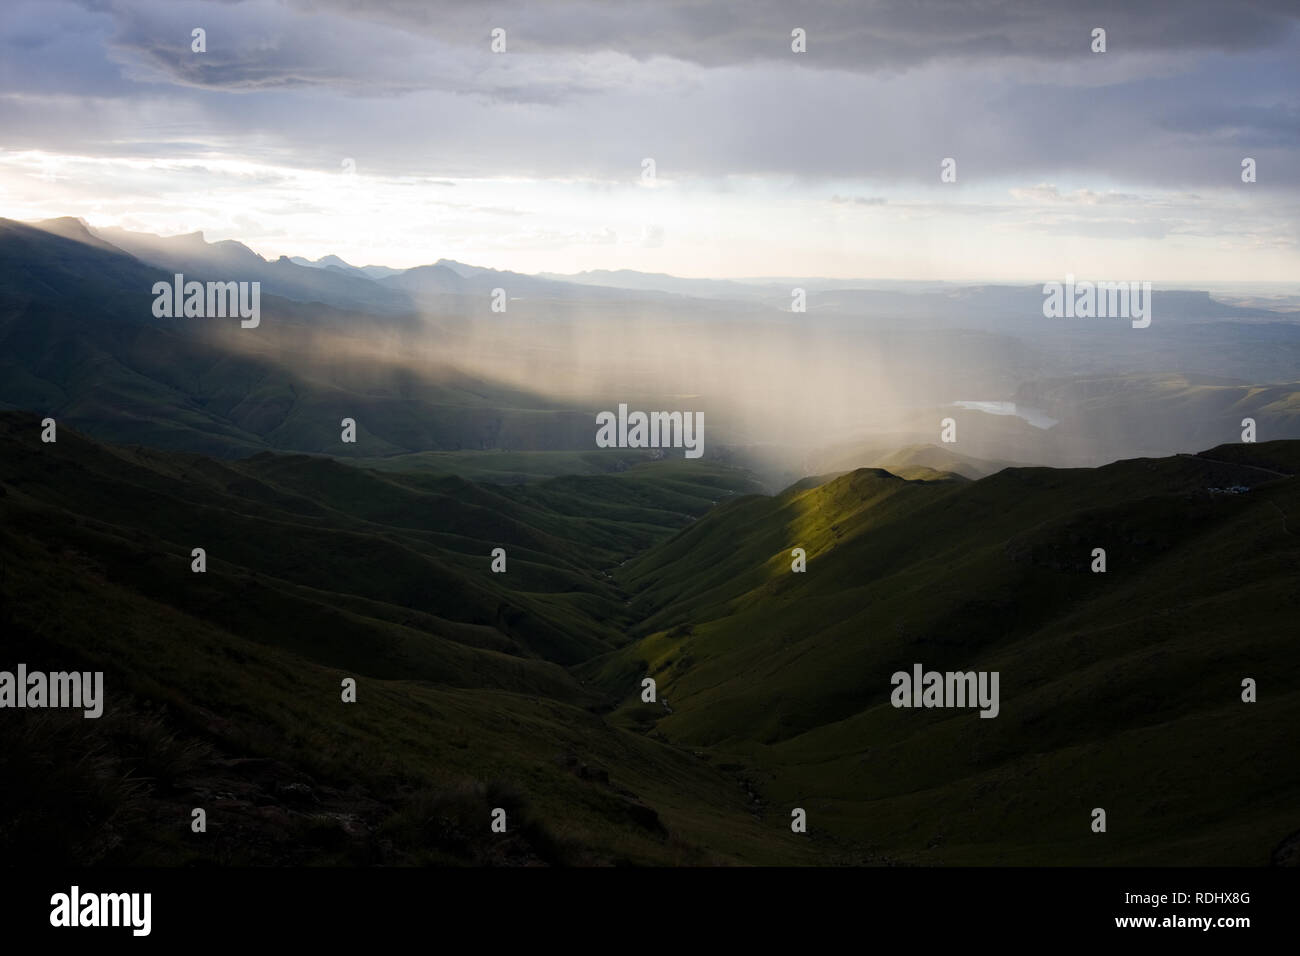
[0,0,1296,280]
[0,0,1295,190]
[30,0,1300,101]
[289,0,1300,74]
[1010,185,1144,204]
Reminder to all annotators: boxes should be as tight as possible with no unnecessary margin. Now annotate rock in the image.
[621,799,667,836]
[277,782,318,805]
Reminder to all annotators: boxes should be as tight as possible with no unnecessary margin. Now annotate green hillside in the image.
[583,443,1300,865]
[0,219,601,459]
[0,411,793,865]
[3,410,1296,866]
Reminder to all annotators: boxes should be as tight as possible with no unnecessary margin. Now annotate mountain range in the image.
[5,215,1300,474]
[2,214,1297,866]
[2,411,1295,865]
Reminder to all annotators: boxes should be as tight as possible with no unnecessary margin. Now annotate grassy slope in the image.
[355,449,655,482]
[1,411,807,865]
[810,442,1019,481]
[582,443,1300,865]
[4,409,1296,866]
[0,220,603,460]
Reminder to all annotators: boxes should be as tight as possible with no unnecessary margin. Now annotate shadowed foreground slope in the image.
[2,412,1296,865]
[0,412,785,865]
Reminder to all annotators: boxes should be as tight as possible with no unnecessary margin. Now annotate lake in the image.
[951,401,1059,429]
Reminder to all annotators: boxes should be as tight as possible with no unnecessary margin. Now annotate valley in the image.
[1,214,1297,868]
[2,411,1295,866]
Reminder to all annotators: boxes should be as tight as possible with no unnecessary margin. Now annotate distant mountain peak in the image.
[34,215,93,235]
[31,216,125,254]
[583,268,673,279]
[432,258,477,277]
[36,215,89,228]
[285,253,397,278]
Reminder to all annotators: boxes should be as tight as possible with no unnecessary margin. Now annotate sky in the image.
[0,0,1297,281]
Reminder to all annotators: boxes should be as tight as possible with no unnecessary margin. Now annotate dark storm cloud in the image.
[0,0,1297,192]
[294,0,1300,72]
[1159,102,1300,148]
[51,0,1300,98]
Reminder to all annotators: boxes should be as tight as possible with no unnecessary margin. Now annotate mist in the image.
[197,275,1300,488]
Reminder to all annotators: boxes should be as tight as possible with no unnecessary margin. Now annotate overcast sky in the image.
[1,0,1297,280]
